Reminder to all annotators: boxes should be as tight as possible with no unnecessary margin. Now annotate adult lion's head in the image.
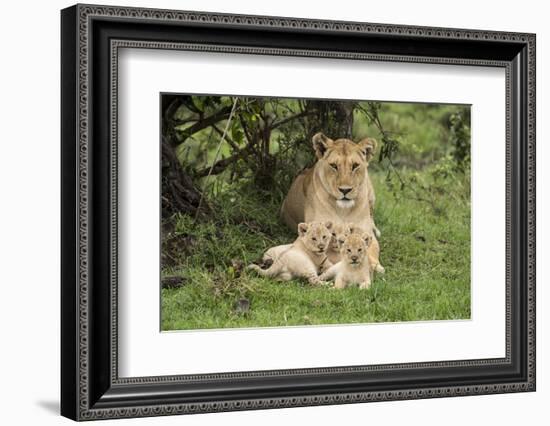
[312,132,376,209]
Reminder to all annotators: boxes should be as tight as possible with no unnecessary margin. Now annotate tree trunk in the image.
[161,137,204,217]
[335,102,354,139]
[303,100,355,140]
[161,95,205,217]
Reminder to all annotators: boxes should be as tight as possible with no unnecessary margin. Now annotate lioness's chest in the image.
[305,206,371,229]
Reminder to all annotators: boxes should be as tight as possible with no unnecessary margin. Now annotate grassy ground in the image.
[161,168,471,331]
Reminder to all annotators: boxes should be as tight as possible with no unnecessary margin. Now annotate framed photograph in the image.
[61,4,536,421]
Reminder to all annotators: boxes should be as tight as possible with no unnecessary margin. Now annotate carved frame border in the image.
[62,3,535,420]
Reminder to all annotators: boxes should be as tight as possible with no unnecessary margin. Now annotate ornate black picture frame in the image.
[61,4,536,421]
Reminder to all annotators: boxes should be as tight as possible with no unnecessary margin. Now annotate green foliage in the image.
[163,185,292,272]
[449,109,471,170]
[384,154,470,216]
[169,97,471,189]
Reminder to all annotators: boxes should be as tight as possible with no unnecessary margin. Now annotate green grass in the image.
[161,168,471,331]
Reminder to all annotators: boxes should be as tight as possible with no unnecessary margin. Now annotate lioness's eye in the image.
[329,163,338,170]
[332,233,336,236]
[358,248,362,252]
[352,163,360,171]
[322,235,326,239]
[347,249,352,253]
[312,237,317,241]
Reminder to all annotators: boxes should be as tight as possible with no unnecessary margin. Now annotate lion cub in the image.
[347,224,384,276]
[248,221,333,285]
[327,222,353,264]
[262,243,292,265]
[319,232,372,289]
[262,222,349,270]
[328,223,384,276]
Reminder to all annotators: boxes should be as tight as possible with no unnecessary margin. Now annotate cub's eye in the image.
[312,237,317,241]
[329,163,338,170]
[352,163,360,171]
[347,249,352,253]
[332,232,336,237]
[339,240,345,244]
[358,248,362,252]
[322,235,327,240]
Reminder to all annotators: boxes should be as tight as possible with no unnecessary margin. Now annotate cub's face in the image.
[298,221,333,255]
[330,223,352,251]
[342,233,371,267]
[312,133,376,209]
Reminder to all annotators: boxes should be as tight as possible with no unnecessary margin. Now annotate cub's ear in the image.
[312,132,334,159]
[348,224,362,234]
[357,137,377,161]
[324,221,333,230]
[298,222,309,236]
[362,232,372,246]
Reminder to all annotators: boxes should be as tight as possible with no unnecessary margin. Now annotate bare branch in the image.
[194,98,239,218]
[176,105,233,140]
[238,114,254,145]
[195,151,245,178]
[271,110,313,129]
[212,124,240,151]
[194,141,258,178]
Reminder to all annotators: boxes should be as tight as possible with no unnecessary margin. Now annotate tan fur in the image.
[366,173,381,237]
[319,232,372,289]
[327,222,353,264]
[249,222,333,285]
[349,225,385,275]
[280,133,382,267]
[262,243,332,274]
[263,244,292,263]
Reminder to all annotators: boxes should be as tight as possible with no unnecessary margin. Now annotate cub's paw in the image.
[261,258,274,269]
[247,264,263,272]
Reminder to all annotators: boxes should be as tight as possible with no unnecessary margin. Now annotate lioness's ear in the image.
[324,221,333,230]
[298,222,309,236]
[357,137,377,161]
[312,132,334,159]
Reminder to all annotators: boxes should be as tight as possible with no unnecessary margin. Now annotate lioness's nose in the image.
[339,187,352,195]
[351,255,358,261]
[318,244,325,250]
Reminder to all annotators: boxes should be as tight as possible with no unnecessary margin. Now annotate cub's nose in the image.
[339,187,352,196]
[317,244,325,251]
[351,255,358,262]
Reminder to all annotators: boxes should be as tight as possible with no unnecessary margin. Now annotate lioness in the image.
[281,132,382,268]
[248,221,333,285]
[319,231,372,290]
